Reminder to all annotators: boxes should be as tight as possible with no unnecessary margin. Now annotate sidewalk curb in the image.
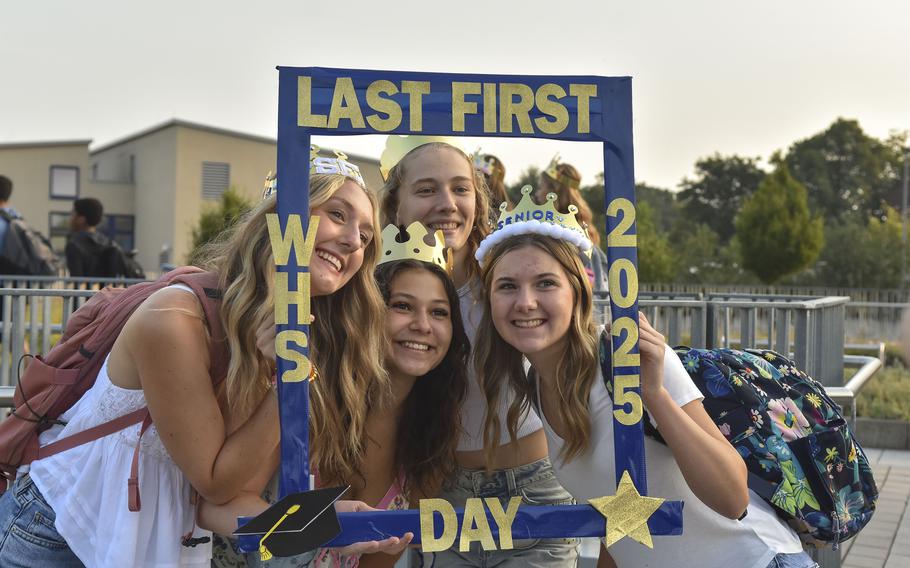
[855,418,910,450]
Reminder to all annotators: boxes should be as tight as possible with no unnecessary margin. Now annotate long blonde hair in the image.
[475,234,599,466]
[196,173,388,485]
[379,142,492,282]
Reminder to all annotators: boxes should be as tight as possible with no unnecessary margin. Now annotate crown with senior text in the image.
[474,185,593,266]
[379,222,452,273]
[261,146,366,200]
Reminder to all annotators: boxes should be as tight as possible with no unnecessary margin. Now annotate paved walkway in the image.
[840,448,910,568]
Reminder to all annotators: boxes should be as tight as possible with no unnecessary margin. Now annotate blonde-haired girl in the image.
[476,229,817,568]
[381,142,578,567]
[0,171,391,568]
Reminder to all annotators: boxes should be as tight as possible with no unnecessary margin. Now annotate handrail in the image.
[0,355,882,411]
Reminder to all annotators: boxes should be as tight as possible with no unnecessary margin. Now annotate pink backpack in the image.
[0,266,229,510]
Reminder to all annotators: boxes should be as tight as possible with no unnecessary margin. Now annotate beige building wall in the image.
[91,126,178,272]
[0,141,91,237]
[2,121,384,275]
[173,125,276,265]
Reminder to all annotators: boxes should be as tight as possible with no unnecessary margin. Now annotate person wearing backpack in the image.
[471,194,818,568]
[0,168,398,567]
[0,175,61,276]
[65,197,142,278]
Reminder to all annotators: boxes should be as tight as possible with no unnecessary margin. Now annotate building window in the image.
[49,165,79,199]
[48,211,71,253]
[101,214,136,252]
[202,161,230,199]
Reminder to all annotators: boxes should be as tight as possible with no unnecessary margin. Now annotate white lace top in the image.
[28,286,212,567]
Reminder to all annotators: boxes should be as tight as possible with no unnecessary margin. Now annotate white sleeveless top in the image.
[28,285,212,567]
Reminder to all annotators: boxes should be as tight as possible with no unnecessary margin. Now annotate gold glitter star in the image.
[588,471,665,548]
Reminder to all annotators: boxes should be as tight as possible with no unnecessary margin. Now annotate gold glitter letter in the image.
[569,84,597,134]
[267,214,319,266]
[459,498,496,552]
[534,84,569,135]
[366,80,402,132]
[276,330,311,383]
[298,76,327,128]
[608,258,638,309]
[274,272,310,326]
[451,82,481,132]
[482,83,498,133]
[420,499,457,552]
[327,77,366,129]
[485,497,521,550]
[401,81,431,132]
[498,83,534,134]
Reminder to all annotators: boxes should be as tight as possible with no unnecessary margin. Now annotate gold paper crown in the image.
[544,154,581,190]
[379,222,452,273]
[379,135,467,181]
[475,185,593,265]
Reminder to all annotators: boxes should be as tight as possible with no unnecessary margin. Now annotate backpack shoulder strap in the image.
[169,270,229,385]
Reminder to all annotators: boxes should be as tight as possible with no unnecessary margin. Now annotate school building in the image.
[0,119,382,273]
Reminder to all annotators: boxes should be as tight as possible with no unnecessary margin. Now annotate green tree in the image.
[735,164,824,284]
[637,202,675,282]
[506,166,540,204]
[808,207,908,288]
[784,118,903,222]
[678,154,766,242]
[188,187,253,263]
[636,183,679,233]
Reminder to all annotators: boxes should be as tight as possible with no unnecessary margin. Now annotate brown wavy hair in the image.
[540,163,600,247]
[195,173,388,486]
[475,233,599,466]
[374,260,469,499]
[379,143,492,283]
[482,154,510,210]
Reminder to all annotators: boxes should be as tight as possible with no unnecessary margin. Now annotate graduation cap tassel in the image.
[259,504,301,561]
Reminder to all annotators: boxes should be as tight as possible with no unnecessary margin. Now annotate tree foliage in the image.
[736,164,824,284]
[637,202,675,282]
[678,154,766,242]
[188,187,253,263]
[808,207,908,289]
[784,118,903,222]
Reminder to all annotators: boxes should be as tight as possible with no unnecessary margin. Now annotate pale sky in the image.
[1,0,907,190]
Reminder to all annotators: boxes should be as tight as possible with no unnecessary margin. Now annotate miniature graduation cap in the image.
[234,485,349,559]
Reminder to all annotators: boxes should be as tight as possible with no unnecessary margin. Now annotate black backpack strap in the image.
[598,330,665,444]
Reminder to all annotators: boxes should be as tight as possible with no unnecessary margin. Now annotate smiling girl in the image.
[0,167,391,568]
[474,216,817,568]
[381,140,578,567]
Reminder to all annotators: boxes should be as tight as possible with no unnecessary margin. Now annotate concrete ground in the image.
[840,448,910,568]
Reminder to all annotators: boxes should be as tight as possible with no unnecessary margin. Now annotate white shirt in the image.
[536,343,803,568]
[29,284,211,567]
[456,282,543,451]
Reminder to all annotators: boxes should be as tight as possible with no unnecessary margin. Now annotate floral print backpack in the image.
[673,346,878,546]
[598,334,878,547]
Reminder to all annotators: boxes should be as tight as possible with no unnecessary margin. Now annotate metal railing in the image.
[0,289,96,385]
[0,275,147,290]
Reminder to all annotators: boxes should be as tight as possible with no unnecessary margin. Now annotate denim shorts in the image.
[0,473,84,568]
[413,456,578,568]
[765,551,819,568]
